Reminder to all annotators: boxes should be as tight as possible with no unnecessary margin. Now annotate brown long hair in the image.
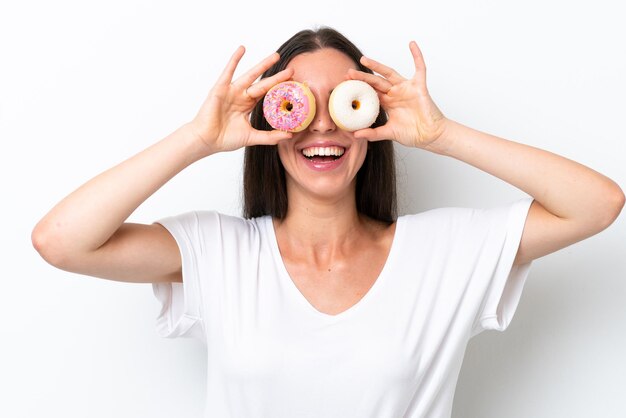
[243,27,397,223]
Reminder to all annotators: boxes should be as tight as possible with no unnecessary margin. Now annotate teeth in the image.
[302,146,345,158]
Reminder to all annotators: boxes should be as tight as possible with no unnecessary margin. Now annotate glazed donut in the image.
[329,80,379,132]
[263,81,316,132]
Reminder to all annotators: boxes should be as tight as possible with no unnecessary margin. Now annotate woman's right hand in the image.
[187,46,294,155]
[32,46,295,284]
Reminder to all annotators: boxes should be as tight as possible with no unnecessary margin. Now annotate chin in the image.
[288,176,357,203]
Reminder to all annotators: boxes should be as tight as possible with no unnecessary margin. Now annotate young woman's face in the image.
[276,48,369,203]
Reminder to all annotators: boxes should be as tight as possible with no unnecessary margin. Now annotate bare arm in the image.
[32,126,205,283]
[32,47,293,283]
[429,121,625,265]
[350,41,624,265]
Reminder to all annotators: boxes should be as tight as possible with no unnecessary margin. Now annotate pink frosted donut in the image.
[263,81,316,132]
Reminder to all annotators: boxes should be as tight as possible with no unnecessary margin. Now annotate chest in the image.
[215,306,421,409]
[206,231,478,413]
[282,250,388,316]
[274,221,396,316]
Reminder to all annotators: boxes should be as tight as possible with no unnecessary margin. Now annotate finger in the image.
[216,45,246,86]
[347,69,393,94]
[353,125,394,142]
[360,56,405,84]
[249,129,293,146]
[409,41,427,84]
[233,51,281,89]
[246,67,294,99]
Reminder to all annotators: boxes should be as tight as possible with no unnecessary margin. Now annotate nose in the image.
[308,93,336,134]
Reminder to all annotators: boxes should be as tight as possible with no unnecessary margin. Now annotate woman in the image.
[32,28,624,417]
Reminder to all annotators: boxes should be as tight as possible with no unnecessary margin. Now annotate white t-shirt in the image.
[152,197,533,418]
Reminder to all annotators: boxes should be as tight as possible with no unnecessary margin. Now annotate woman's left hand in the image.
[348,41,448,150]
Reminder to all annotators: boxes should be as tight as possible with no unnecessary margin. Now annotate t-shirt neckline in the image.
[263,215,404,322]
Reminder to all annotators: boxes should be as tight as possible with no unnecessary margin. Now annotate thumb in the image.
[353,125,393,142]
[249,129,293,146]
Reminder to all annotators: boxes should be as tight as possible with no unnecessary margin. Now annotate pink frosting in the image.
[263,82,311,131]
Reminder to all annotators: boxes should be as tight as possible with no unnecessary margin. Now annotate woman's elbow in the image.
[31,221,71,269]
[598,180,625,229]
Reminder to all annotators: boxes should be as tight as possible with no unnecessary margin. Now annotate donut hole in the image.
[351,100,361,110]
[281,101,294,112]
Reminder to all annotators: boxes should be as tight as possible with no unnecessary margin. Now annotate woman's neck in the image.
[274,183,380,263]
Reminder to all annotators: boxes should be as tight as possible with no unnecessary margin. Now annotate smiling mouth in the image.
[301,146,346,162]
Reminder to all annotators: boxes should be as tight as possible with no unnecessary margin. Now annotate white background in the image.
[2,0,625,417]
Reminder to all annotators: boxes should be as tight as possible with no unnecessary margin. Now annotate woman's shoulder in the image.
[157,210,270,237]
[398,205,475,225]
[397,198,533,235]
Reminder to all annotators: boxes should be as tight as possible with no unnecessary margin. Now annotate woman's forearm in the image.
[32,48,293,277]
[428,120,624,226]
[32,124,210,256]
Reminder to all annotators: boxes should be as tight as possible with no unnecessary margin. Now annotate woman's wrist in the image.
[423,118,459,156]
[179,122,219,162]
